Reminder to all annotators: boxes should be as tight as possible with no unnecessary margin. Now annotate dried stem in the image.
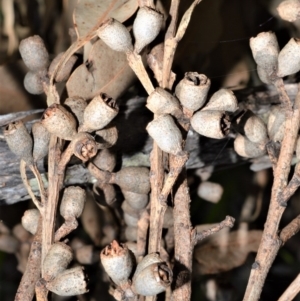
[20,160,43,212]
[243,85,300,301]
[14,218,42,301]
[138,0,155,8]
[29,164,47,204]
[280,215,300,245]
[35,279,48,301]
[137,208,150,258]
[54,219,79,242]
[192,216,235,244]
[277,273,300,301]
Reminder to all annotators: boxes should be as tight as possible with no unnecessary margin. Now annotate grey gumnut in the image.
[32,121,51,162]
[277,0,300,22]
[21,209,40,235]
[234,134,266,158]
[24,70,48,95]
[202,89,238,112]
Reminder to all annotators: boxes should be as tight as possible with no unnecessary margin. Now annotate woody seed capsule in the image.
[267,105,286,142]
[277,38,300,77]
[64,97,87,127]
[249,32,279,75]
[24,70,48,95]
[146,114,183,155]
[93,149,116,172]
[191,110,230,139]
[243,114,268,145]
[21,209,40,235]
[122,190,148,210]
[32,121,51,162]
[100,240,134,286]
[60,186,86,220]
[19,35,49,71]
[95,125,118,149]
[175,73,210,112]
[4,121,33,165]
[71,132,97,162]
[277,0,300,22]
[42,104,77,140]
[43,242,73,281]
[46,266,88,296]
[82,93,119,132]
[97,19,133,53]
[234,134,266,158]
[133,6,163,54]
[202,89,238,112]
[146,87,182,118]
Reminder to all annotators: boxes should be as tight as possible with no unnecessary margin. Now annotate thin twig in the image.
[278,273,300,301]
[280,215,300,245]
[192,216,235,245]
[14,218,42,301]
[137,208,150,258]
[243,84,300,301]
[29,164,47,204]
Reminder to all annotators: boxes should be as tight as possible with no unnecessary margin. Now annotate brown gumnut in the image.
[191,110,230,139]
[133,6,163,54]
[21,209,40,235]
[277,0,300,22]
[24,70,48,95]
[93,149,116,172]
[146,87,182,118]
[132,253,172,296]
[64,97,87,126]
[197,181,224,203]
[4,121,33,165]
[71,133,97,162]
[60,186,86,220]
[95,125,118,149]
[175,73,210,112]
[202,89,238,112]
[81,93,119,132]
[100,240,134,286]
[43,242,73,281]
[114,166,150,194]
[46,266,88,296]
[97,19,133,53]
[146,114,183,155]
[124,212,139,227]
[122,200,140,218]
[122,190,148,210]
[32,121,51,162]
[48,52,78,82]
[41,104,77,140]
[19,35,49,71]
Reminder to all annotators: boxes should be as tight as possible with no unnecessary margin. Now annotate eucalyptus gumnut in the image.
[97,18,133,52]
[48,52,78,82]
[175,72,210,112]
[24,70,48,95]
[21,209,40,235]
[146,87,182,118]
[132,253,172,296]
[277,0,300,22]
[257,65,272,84]
[202,89,238,112]
[4,121,33,165]
[124,212,139,227]
[93,149,116,172]
[32,121,51,162]
[133,6,163,53]
[100,240,134,286]
[277,38,300,77]
[114,166,150,194]
[46,266,88,296]
[42,104,77,140]
[125,226,138,242]
[81,93,119,132]
[122,200,140,218]
[146,114,183,155]
[95,125,118,149]
[191,110,230,139]
[19,35,49,71]
[234,134,266,158]
[249,32,279,75]
[197,181,224,203]
[60,186,86,220]
[64,97,87,126]
[43,242,73,281]
[71,132,97,162]
[122,190,148,210]
[267,105,286,142]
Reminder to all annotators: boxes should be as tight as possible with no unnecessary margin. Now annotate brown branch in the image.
[192,216,235,245]
[137,208,150,258]
[243,84,300,301]
[280,215,300,245]
[14,218,42,301]
[278,273,300,301]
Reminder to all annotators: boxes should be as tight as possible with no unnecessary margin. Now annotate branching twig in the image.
[14,218,42,301]
[243,85,300,301]
[192,216,235,245]
[280,215,300,245]
[137,208,150,258]
[277,273,300,301]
